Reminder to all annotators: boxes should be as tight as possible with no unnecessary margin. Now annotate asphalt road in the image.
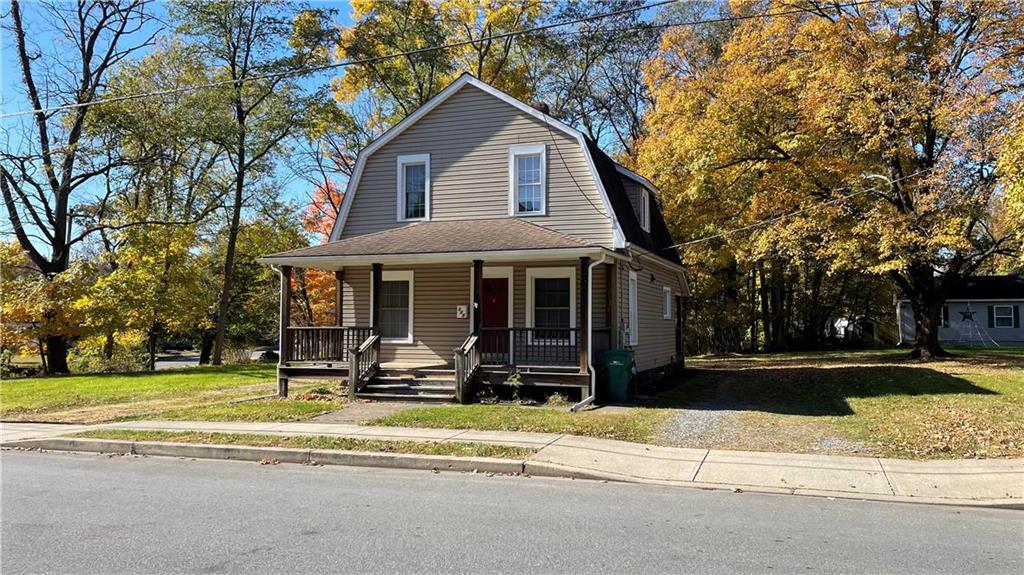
[2,451,1021,574]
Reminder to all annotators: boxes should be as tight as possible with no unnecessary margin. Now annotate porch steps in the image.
[357,368,457,403]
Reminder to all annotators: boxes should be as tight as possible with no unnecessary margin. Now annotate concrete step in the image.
[373,375,456,385]
[362,382,455,392]
[355,391,455,402]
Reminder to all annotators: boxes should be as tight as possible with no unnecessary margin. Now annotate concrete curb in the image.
[4,437,526,476]
[5,437,1020,509]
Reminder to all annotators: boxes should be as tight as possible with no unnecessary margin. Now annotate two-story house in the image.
[260,74,688,409]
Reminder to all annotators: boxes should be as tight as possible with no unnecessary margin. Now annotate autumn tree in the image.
[639,0,1023,358]
[0,0,158,372]
[173,0,320,365]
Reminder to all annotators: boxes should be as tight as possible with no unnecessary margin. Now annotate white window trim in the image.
[508,144,547,217]
[525,267,576,344]
[396,154,430,222]
[662,286,672,320]
[371,270,414,344]
[640,191,651,232]
[993,305,1013,328]
[628,270,639,346]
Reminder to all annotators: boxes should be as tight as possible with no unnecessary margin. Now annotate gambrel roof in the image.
[328,74,681,268]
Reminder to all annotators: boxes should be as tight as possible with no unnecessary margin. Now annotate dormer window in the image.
[640,190,650,232]
[508,144,546,216]
[397,154,430,221]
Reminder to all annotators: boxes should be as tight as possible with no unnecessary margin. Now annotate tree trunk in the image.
[198,329,215,364]
[44,335,69,374]
[147,328,158,371]
[102,332,115,360]
[211,149,246,365]
[896,266,951,360]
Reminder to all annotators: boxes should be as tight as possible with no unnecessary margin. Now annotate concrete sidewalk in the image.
[3,420,1021,506]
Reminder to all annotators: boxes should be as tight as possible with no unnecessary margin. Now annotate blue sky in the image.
[1,0,355,243]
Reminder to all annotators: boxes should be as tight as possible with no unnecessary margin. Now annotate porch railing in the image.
[347,332,381,400]
[283,326,374,364]
[480,327,580,368]
[453,332,480,404]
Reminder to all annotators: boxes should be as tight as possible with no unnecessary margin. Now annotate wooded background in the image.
[2,0,1021,374]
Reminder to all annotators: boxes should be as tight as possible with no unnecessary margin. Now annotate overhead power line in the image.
[669,167,936,249]
[0,0,882,120]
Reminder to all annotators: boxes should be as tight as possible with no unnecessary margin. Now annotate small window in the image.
[397,154,429,221]
[994,305,1013,328]
[628,270,638,346]
[378,271,413,343]
[509,144,546,216]
[640,191,650,232]
[662,286,672,320]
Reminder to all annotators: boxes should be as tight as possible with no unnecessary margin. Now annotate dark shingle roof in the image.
[946,276,1024,300]
[583,138,682,266]
[263,218,593,259]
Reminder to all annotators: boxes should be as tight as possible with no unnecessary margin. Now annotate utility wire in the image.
[0,0,882,120]
[669,167,936,249]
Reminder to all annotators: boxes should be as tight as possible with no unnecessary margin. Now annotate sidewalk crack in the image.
[877,458,897,496]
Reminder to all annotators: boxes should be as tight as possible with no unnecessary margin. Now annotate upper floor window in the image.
[508,144,546,216]
[397,154,429,222]
[640,191,651,232]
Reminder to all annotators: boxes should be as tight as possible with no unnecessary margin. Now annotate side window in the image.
[628,270,638,346]
[640,191,650,232]
[397,154,429,221]
[662,286,672,320]
[509,144,546,216]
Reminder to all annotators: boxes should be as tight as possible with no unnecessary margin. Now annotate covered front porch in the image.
[260,219,621,407]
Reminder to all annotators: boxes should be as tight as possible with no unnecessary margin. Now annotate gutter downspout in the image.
[572,252,608,412]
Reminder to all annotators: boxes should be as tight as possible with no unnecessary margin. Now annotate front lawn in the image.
[657,348,1024,459]
[142,394,340,422]
[0,364,278,422]
[75,429,535,459]
[370,404,669,444]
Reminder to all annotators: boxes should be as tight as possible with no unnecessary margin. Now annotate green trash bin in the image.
[601,349,636,403]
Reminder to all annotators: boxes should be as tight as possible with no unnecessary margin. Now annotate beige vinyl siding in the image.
[341,85,614,245]
[341,259,609,369]
[614,257,685,372]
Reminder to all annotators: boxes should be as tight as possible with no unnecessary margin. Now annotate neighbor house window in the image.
[526,267,575,343]
[662,286,672,320]
[628,270,638,346]
[509,144,546,216]
[941,305,949,328]
[378,270,413,343]
[993,305,1013,328]
[397,154,429,221]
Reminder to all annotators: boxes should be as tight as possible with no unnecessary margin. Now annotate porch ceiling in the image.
[258,218,612,269]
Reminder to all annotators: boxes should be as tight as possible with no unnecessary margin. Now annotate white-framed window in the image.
[993,305,1013,328]
[397,154,430,222]
[526,267,576,343]
[662,286,672,320]
[374,270,414,343]
[508,144,546,216]
[628,270,638,346]
[640,191,650,232]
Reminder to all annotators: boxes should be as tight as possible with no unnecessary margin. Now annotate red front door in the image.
[481,277,509,363]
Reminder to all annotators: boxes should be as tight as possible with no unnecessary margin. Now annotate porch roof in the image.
[259,218,610,268]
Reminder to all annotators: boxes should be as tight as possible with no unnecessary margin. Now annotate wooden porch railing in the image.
[453,332,480,404]
[480,327,580,368]
[283,326,374,364]
[347,332,381,400]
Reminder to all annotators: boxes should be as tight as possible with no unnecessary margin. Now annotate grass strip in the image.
[73,429,535,459]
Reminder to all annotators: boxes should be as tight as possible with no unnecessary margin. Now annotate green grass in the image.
[142,396,339,422]
[74,429,535,459]
[370,404,670,444]
[0,364,277,421]
[666,348,1024,458]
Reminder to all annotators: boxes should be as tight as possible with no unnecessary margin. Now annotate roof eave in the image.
[257,246,619,270]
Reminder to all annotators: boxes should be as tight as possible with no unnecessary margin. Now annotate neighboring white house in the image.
[897,276,1024,347]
